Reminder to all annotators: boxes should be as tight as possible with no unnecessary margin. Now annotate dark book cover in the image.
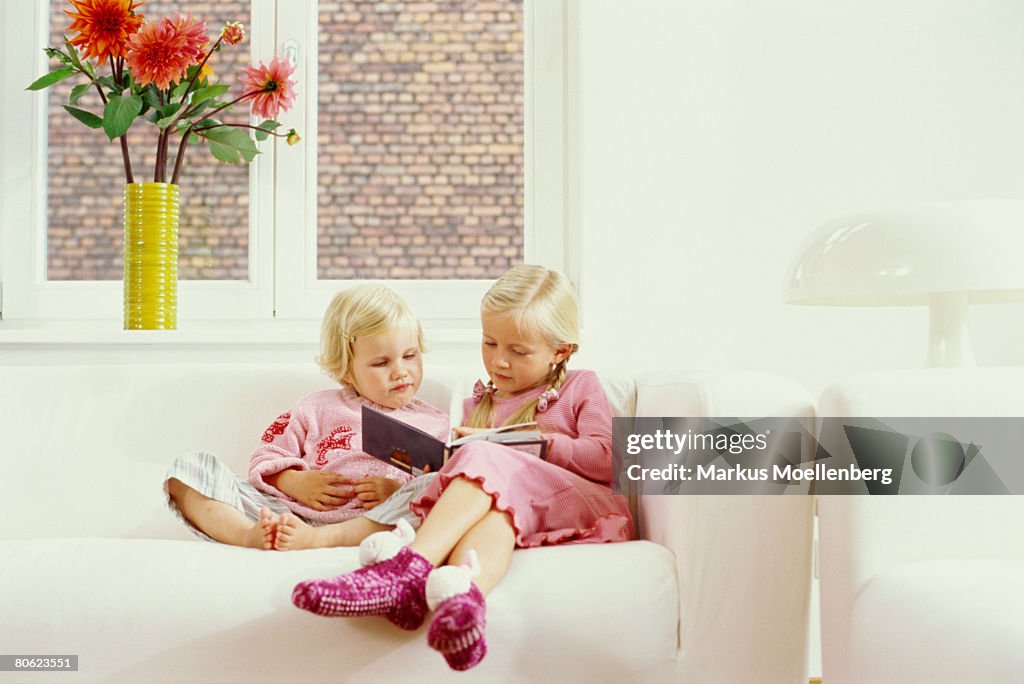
[361,405,548,475]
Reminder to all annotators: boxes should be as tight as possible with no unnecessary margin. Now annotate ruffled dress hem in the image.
[410,469,633,548]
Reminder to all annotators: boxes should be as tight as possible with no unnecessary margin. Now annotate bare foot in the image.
[245,507,277,550]
[274,512,327,550]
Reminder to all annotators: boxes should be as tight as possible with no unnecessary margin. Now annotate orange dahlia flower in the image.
[125,13,208,90]
[65,0,144,64]
[241,57,297,119]
[165,12,209,63]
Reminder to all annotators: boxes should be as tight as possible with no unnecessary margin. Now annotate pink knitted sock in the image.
[427,584,488,671]
[291,546,433,630]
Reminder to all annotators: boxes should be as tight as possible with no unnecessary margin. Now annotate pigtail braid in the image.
[549,356,570,393]
[465,382,497,428]
[504,353,575,427]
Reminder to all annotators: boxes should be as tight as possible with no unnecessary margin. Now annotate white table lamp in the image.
[785,199,1024,367]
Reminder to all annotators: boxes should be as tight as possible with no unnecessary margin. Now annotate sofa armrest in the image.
[634,371,815,684]
[816,368,1024,684]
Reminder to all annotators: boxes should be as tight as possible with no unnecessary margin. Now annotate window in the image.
[1,0,574,327]
[315,2,524,281]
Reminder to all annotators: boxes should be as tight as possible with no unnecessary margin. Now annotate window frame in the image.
[0,0,577,330]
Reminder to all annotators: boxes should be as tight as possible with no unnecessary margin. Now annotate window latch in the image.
[283,40,299,67]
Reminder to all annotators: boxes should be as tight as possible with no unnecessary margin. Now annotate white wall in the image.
[575,0,1024,395]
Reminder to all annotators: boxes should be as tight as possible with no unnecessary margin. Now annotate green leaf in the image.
[102,93,143,140]
[193,118,222,131]
[63,105,103,129]
[183,97,220,119]
[171,81,191,100]
[206,139,243,163]
[45,47,74,67]
[63,38,85,71]
[161,101,184,117]
[191,84,230,105]
[69,82,91,105]
[200,126,260,163]
[156,103,184,130]
[181,84,229,119]
[26,68,76,91]
[255,120,281,142]
[142,86,163,110]
[238,145,260,164]
[201,125,254,143]
[60,40,96,79]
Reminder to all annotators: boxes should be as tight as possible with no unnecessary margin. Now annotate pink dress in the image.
[411,369,634,547]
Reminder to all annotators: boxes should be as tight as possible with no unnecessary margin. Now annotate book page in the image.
[449,422,538,446]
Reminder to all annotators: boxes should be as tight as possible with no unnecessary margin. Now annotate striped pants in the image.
[163,451,431,540]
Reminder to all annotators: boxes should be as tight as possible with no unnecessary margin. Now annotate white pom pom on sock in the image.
[425,549,481,612]
[358,517,416,566]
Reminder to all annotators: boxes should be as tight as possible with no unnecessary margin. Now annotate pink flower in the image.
[221,22,245,46]
[241,56,297,119]
[125,13,209,90]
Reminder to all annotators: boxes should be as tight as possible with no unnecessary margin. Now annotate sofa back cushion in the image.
[0,362,635,540]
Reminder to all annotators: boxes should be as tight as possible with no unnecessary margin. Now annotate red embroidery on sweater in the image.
[316,425,355,465]
[261,413,291,443]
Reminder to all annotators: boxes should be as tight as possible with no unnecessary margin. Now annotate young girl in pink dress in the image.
[291,265,634,671]
[164,284,449,548]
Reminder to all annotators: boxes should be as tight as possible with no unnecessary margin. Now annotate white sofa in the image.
[0,362,814,684]
[816,368,1024,684]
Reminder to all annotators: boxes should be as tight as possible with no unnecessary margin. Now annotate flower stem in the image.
[170,90,262,184]
[155,90,169,182]
[162,35,228,143]
[120,136,134,185]
[110,56,134,184]
[179,35,224,105]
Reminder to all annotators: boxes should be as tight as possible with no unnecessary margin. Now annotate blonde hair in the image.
[466,265,580,428]
[316,284,424,386]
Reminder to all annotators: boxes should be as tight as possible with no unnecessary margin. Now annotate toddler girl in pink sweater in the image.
[164,284,449,549]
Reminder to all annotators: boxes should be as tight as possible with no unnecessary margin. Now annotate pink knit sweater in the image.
[248,386,450,523]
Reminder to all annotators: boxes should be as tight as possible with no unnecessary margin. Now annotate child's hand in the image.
[451,426,490,438]
[276,470,353,511]
[352,477,402,510]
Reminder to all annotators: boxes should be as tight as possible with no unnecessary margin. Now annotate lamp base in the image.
[928,292,975,367]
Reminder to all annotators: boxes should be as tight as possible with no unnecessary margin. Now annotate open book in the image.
[361,405,548,475]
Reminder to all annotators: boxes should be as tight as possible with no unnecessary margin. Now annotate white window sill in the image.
[0,319,481,348]
[0,319,314,346]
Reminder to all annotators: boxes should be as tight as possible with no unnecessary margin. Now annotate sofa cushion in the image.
[848,559,1024,683]
[0,537,678,684]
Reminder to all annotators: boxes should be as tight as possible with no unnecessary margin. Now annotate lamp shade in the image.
[785,199,1024,367]
[785,199,1024,307]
